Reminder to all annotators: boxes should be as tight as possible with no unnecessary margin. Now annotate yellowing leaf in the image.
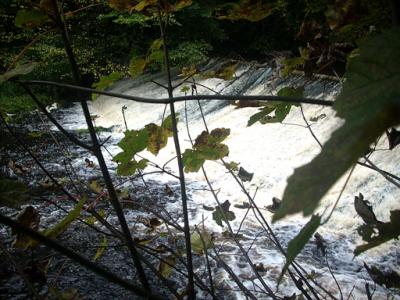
[216,0,275,22]
[129,57,147,78]
[158,255,176,279]
[42,196,86,239]
[273,29,400,221]
[89,180,103,194]
[183,128,230,172]
[191,230,213,255]
[93,236,108,262]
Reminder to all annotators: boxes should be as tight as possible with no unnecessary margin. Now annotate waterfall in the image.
[71,60,400,299]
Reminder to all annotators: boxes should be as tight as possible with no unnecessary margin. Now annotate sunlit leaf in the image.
[117,129,149,155]
[0,63,37,83]
[191,229,213,255]
[117,159,148,176]
[183,128,230,172]
[15,9,49,28]
[212,200,236,227]
[279,215,321,282]
[93,236,108,262]
[273,29,400,221]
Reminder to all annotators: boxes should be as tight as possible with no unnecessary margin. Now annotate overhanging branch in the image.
[17,80,334,107]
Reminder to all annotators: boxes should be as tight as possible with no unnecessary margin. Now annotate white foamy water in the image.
[60,61,400,299]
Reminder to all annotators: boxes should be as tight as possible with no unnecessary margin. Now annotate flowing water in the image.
[55,60,399,299]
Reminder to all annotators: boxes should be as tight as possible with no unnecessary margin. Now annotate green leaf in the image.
[116,159,148,176]
[273,29,400,221]
[0,178,30,208]
[191,230,213,255]
[355,210,400,255]
[0,63,37,83]
[158,255,176,279]
[129,57,147,78]
[15,9,49,28]
[276,86,304,98]
[42,196,86,239]
[183,128,230,172]
[279,215,321,282]
[117,129,149,154]
[182,149,206,172]
[216,0,275,22]
[91,71,122,100]
[247,106,276,126]
[93,236,108,262]
[212,200,236,227]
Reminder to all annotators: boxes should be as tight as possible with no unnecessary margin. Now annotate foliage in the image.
[274,29,400,222]
[212,200,236,227]
[279,215,321,282]
[246,87,302,126]
[113,115,176,175]
[0,177,30,208]
[191,229,213,255]
[182,128,230,172]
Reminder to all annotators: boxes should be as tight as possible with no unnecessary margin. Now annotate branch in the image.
[16,80,334,106]
[20,83,93,151]
[0,213,163,300]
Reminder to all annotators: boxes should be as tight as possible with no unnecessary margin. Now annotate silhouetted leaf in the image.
[247,106,276,126]
[364,263,400,289]
[355,210,400,255]
[238,166,253,182]
[279,215,321,282]
[354,193,380,225]
[387,128,400,150]
[212,200,236,227]
[273,29,400,221]
[0,63,37,83]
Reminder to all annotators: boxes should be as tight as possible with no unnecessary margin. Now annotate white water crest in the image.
[65,60,399,299]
